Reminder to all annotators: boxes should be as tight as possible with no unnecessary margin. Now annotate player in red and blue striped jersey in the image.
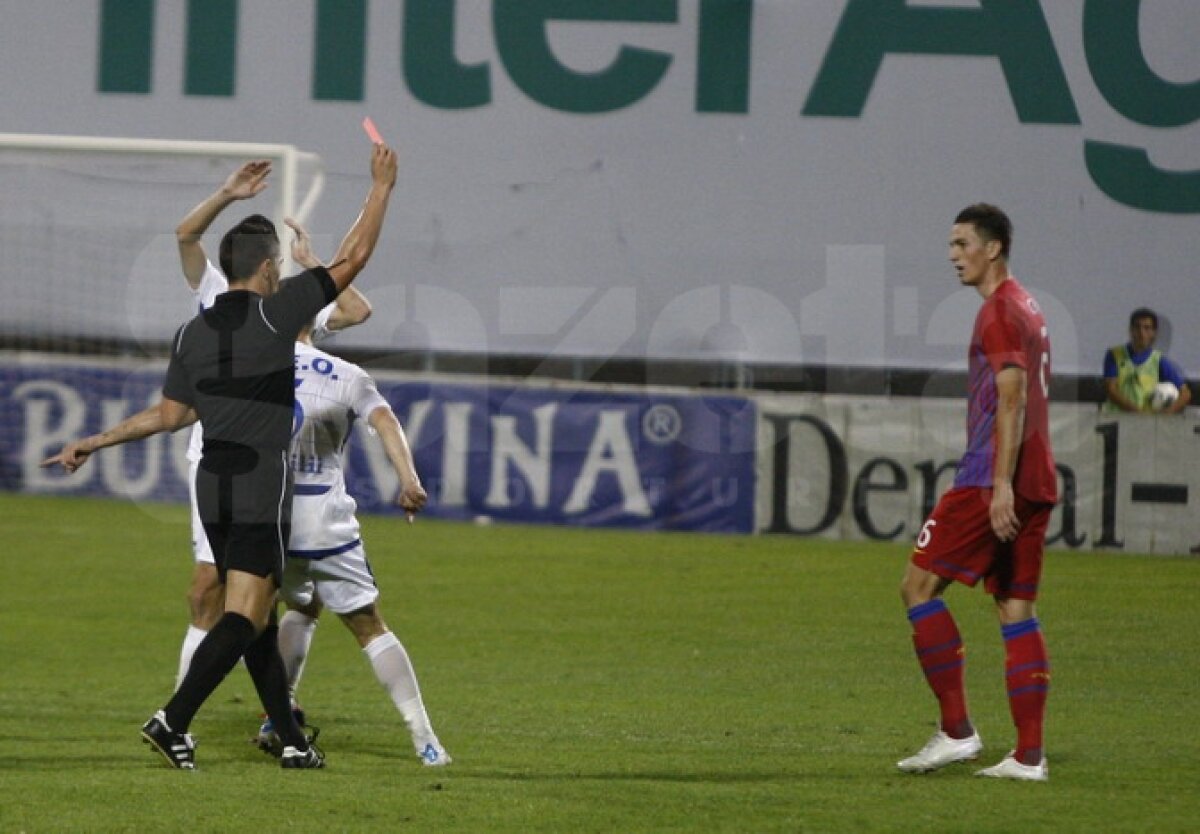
[897,204,1056,782]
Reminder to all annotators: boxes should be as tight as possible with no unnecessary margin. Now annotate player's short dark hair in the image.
[955,203,1012,259]
[1129,307,1158,329]
[219,214,280,282]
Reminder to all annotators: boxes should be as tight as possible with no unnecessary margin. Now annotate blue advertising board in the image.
[3,360,756,533]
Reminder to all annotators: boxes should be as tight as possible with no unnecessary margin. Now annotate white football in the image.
[1150,382,1179,411]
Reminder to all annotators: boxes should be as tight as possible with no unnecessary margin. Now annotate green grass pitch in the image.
[1,492,1197,832]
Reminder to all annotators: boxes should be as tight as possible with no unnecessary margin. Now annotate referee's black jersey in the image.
[163,268,337,455]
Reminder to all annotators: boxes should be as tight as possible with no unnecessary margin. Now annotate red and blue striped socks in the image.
[907,599,971,738]
[1002,617,1049,765]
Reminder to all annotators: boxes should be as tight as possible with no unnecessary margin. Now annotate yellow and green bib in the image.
[1104,345,1161,412]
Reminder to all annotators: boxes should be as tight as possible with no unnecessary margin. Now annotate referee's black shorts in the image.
[195,444,292,585]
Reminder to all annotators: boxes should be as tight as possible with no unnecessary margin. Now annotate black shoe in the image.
[141,710,196,770]
[255,711,318,758]
[280,739,325,769]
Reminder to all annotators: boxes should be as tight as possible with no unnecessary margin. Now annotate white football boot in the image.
[977,752,1048,782]
[897,730,983,773]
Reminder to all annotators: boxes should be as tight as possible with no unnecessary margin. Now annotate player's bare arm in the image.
[1104,378,1142,413]
[1166,382,1192,414]
[177,160,272,288]
[991,366,1027,541]
[285,217,372,330]
[368,404,427,522]
[158,397,198,432]
[286,216,321,270]
[326,287,372,330]
[326,144,398,292]
[41,401,198,473]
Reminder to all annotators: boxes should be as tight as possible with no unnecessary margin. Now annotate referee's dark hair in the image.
[955,203,1013,259]
[219,214,280,282]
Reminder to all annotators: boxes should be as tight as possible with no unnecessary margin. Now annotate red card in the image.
[362,116,384,145]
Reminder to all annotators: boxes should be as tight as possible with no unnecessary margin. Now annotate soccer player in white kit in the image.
[267,326,450,766]
[45,160,446,764]
[173,161,371,691]
[183,164,446,764]
[44,321,450,766]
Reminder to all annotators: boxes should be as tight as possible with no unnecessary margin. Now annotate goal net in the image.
[0,133,323,355]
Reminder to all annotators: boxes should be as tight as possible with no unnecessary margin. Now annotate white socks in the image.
[267,614,441,754]
[363,631,438,751]
[175,625,209,691]
[277,610,319,703]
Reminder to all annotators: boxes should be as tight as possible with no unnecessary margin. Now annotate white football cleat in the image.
[977,752,1048,782]
[897,730,983,773]
[418,742,452,767]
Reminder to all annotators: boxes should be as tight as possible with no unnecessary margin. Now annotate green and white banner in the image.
[2,1,1197,375]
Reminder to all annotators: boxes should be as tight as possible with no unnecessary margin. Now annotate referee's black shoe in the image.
[255,706,312,757]
[281,741,325,769]
[141,710,196,770]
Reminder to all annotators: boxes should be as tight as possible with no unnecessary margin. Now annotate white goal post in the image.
[0,133,324,352]
[0,133,325,273]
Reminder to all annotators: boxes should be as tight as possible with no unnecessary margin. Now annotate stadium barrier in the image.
[754,393,1199,555]
[4,354,755,534]
[4,354,1196,553]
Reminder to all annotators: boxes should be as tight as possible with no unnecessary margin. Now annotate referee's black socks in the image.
[164,612,256,733]
[244,623,309,750]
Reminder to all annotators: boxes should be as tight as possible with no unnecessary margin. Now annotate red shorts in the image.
[911,486,1053,601]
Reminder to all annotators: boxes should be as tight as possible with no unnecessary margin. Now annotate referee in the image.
[140,143,398,770]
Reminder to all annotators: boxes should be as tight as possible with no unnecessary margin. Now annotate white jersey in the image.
[185,260,336,463]
[287,341,389,556]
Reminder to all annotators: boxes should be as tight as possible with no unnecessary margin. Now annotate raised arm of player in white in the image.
[176,160,272,289]
[40,401,199,473]
[285,217,373,330]
[367,404,427,522]
[326,287,372,329]
[325,144,398,293]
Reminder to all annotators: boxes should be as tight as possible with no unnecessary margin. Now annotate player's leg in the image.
[222,564,320,767]
[900,563,971,737]
[217,510,319,759]
[277,599,322,705]
[295,541,450,765]
[896,488,992,773]
[168,464,280,730]
[174,465,225,690]
[152,460,313,767]
[339,603,450,766]
[143,512,241,769]
[896,565,981,772]
[984,597,1048,771]
[160,563,271,735]
[188,563,224,628]
[255,561,320,754]
[978,502,1052,781]
[175,563,222,685]
[144,571,252,767]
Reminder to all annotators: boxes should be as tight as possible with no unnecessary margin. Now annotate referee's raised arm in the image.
[326,143,398,292]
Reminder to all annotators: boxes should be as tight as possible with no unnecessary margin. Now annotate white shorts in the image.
[281,539,379,615]
[188,459,216,565]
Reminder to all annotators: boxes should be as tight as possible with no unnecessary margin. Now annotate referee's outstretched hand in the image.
[41,442,92,474]
[370,143,398,188]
